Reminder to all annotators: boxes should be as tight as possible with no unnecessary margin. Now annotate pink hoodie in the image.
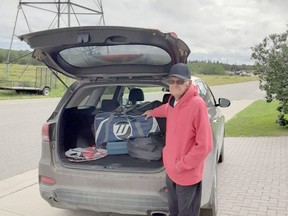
[151,85,213,186]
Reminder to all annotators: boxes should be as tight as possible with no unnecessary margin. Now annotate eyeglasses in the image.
[167,79,186,85]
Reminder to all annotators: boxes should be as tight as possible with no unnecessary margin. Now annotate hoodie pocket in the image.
[162,147,177,174]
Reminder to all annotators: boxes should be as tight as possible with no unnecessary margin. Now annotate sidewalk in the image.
[0,170,99,216]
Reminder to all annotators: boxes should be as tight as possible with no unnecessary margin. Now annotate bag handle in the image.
[114,104,139,115]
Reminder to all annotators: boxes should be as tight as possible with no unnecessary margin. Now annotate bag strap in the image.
[95,112,115,146]
[103,112,114,144]
[114,104,139,115]
[134,120,145,137]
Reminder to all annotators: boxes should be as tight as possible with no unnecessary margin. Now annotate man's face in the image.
[167,76,191,100]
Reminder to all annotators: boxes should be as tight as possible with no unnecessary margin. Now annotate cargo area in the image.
[56,84,168,171]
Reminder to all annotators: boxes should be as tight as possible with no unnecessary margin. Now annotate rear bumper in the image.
[39,154,168,214]
[40,186,168,215]
[38,140,214,214]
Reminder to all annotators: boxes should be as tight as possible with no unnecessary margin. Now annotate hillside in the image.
[0,48,41,65]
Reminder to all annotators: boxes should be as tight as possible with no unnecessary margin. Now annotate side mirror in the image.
[217,98,231,108]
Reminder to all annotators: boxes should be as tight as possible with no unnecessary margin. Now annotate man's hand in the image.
[175,164,181,173]
[142,110,152,120]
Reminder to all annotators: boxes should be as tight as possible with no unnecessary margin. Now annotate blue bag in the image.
[106,141,128,155]
[94,111,160,147]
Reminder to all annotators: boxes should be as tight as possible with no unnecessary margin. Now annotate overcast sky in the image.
[0,0,287,65]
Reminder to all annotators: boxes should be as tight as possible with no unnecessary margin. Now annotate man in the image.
[143,63,213,216]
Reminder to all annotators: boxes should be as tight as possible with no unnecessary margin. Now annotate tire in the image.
[42,87,50,96]
[218,141,224,163]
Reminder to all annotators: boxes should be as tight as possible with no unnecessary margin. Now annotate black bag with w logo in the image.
[94,111,160,148]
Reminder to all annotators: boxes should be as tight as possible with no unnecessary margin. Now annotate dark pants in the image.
[166,175,202,216]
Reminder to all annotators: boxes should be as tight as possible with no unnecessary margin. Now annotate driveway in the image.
[1,136,287,216]
[218,137,288,216]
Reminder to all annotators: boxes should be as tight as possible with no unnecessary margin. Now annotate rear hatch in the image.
[19,26,190,79]
[23,26,190,171]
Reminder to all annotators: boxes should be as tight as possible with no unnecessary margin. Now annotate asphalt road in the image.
[0,81,265,181]
[209,80,265,100]
[0,98,60,180]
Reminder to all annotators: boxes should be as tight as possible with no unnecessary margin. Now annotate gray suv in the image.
[20,26,230,216]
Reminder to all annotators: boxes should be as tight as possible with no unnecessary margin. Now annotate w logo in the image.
[113,121,132,140]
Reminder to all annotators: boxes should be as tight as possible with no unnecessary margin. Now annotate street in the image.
[0,98,60,180]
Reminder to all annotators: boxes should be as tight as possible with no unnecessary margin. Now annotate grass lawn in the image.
[195,73,258,86]
[0,63,72,99]
[225,100,288,137]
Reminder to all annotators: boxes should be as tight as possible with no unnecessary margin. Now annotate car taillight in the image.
[40,175,56,185]
[41,122,50,142]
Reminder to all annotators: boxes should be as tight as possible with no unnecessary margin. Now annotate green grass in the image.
[0,63,72,99]
[195,73,258,86]
[0,64,39,81]
[225,100,288,137]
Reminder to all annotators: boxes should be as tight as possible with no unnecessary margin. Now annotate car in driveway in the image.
[20,26,230,216]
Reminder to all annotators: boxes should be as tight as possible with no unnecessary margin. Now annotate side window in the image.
[78,87,105,108]
[141,86,163,103]
[96,86,117,109]
[78,95,90,107]
[122,86,130,105]
[206,85,216,106]
[66,86,105,109]
[196,81,207,99]
[121,86,164,106]
[195,81,215,106]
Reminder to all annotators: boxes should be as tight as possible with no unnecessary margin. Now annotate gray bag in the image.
[127,134,165,161]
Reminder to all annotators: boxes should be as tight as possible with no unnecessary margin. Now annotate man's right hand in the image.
[142,110,152,120]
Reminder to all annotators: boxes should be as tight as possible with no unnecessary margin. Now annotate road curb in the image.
[0,169,38,198]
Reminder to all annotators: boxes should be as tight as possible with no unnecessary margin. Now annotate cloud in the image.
[0,0,287,64]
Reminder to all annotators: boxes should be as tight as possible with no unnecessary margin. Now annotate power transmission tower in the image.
[5,0,105,78]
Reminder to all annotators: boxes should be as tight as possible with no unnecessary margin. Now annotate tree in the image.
[188,61,226,75]
[251,30,288,126]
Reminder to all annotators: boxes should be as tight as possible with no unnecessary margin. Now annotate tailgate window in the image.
[59,45,171,67]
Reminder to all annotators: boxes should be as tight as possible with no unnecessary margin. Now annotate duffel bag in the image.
[94,111,160,147]
[127,133,165,161]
